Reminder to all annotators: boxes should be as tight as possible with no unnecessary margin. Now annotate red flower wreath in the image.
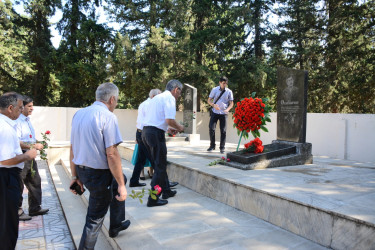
[232,92,271,151]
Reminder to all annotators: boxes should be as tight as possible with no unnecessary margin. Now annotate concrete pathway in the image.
[16,160,75,249]
[17,140,375,249]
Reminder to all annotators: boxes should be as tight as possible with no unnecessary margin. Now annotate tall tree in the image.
[323,0,374,113]
[56,0,112,107]
[23,0,61,105]
[276,0,325,112]
[0,0,35,94]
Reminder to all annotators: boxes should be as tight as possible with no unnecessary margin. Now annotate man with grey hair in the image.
[142,80,185,207]
[129,88,161,187]
[0,92,37,249]
[69,82,130,249]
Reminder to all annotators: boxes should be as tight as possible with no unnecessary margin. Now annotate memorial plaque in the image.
[183,84,197,134]
[277,68,308,143]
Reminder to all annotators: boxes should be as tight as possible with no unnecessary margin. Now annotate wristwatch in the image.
[72,176,78,180]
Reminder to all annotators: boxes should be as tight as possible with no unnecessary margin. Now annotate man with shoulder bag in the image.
[207,76,234,154]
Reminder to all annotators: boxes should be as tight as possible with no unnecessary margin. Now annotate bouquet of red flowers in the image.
[232,92,271,151]
[244,138,264,153]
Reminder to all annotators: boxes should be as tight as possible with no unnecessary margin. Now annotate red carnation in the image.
[154,185,162,195]
[45,130,51,135]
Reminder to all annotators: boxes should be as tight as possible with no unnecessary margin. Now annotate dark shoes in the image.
[207,147,215,152]
[109,220,131,238]
[220,149,225,154]
[29,208,49,216]
[162,190,177,199]
[140,177,146,180]
[147,169,153,178]
[129,182,146,187]
[169,181,179,188]
[19,211,32,221]
[147,196,168,207]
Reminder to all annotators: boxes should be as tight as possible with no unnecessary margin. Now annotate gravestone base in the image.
[184,134,200,145]
[165,133,200,145]
[225,140,313,170]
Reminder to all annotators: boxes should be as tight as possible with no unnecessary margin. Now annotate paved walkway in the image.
[15,142,375,249]
[16,160,75,250]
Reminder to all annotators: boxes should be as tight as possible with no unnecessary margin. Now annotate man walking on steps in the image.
[70,82,130,249]
[142,79,185,207]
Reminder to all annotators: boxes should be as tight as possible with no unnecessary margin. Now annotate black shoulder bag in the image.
[210,89,226,117]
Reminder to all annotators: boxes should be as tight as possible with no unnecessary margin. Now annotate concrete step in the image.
[48,141,375,249]
[118,143,375,250]
[48,162,114,249]
[57,158,327,250]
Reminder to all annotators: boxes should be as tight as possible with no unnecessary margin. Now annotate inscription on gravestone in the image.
[277,68,308,143]
[183,84,197,134]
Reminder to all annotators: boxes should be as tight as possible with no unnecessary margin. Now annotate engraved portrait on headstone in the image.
[184,88,193,111]
[283,76,298,102]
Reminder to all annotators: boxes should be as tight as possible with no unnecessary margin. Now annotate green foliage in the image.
[128,187,159,203]
[2,0,374,113]
[0,0,35,94]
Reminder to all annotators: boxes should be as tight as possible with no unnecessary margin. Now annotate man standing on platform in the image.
[129,89,161,187]
[207,76,234,154]
[16,95,49,221]
[0,92,37,250]
[142,80,184,207]
[69,82,130,249]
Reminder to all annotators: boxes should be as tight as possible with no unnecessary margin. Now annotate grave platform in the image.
[226,140,313,170]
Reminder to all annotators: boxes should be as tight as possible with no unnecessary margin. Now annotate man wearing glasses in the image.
[207,76,234,154]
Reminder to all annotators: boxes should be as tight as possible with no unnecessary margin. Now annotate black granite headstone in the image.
[277,68,308,143]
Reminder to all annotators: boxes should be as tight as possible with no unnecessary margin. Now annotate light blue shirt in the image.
[70,101,123,169]
[142,90,176,131]
[136,98,151,130]
[0,113,23,169]
[209,86,234,115]
[16,113,36,143]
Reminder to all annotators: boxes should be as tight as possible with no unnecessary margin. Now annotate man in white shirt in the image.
[0,92,37,250]
[16,96,49,221]
[142,80,184,207]
[129,89,161,187]
[69,82,129,249]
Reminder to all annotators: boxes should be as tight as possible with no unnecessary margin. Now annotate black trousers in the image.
[130,130,151,185]
[209,112,228,150]
[0,167,22,250]
[76,166,126,250]
[19,158,42,213]
[142,126,170,192]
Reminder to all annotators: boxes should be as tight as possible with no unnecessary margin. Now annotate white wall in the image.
[31,107,375,163]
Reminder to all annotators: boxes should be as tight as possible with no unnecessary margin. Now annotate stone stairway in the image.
[47,141,375,250]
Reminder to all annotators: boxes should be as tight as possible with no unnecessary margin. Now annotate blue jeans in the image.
[76,166,126,250]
